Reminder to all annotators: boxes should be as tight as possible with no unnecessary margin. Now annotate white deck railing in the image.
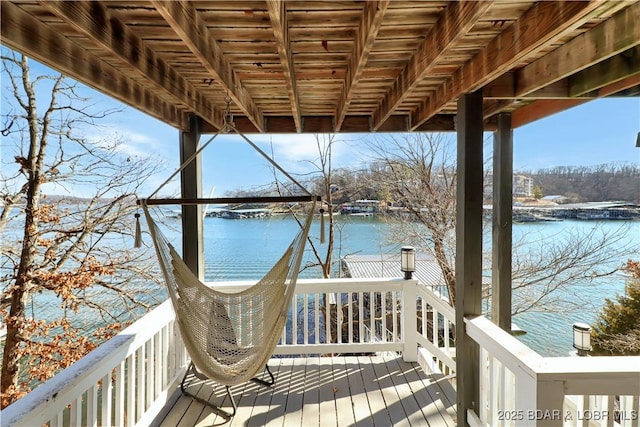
[415,282,457,375]
[466,315,640,427]
[1,300,189,427]
[4,278,637,427]
[3,278,443,427]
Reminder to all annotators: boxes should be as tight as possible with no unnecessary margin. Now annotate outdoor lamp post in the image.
[401,246,416,280]
[572,322,592,356]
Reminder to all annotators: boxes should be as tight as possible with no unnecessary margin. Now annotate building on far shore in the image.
[485,173,534,199]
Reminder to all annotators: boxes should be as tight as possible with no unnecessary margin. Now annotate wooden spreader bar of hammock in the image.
[139,195,321,206]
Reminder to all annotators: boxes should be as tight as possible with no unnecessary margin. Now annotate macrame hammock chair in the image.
[137,106,322,417]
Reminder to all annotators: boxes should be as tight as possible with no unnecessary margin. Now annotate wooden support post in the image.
[455,90,484,426]
[492,113,513,332]
[180,115,205,280]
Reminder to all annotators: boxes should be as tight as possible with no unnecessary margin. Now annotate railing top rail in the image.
[466,315,543,379]
[1,301,175,425]
[539,355,640,375]
[468,315,640,392]
[415,282,455,321]
[204,277,408,293]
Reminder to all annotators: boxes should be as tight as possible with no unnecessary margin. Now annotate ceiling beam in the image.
[266,0,302,133]
[484,74,571,99]
[335,0,389,131]
[200,114,480,134]
[372,0,493,130]
[41,0,224,130]
[484,6,639,118]
[512,73,640,128]
[569,45,640,97]
[516,2,640,97]
[151,1,264,132]
[484,56,640,118]
[411,1,604,130]
[484,45,640,100]
[0,1,185,129]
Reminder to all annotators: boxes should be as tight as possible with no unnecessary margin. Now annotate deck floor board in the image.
[152,355,455,427]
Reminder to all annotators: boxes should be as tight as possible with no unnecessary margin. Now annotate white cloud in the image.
[246,133,366,174]
[84,125,174,161]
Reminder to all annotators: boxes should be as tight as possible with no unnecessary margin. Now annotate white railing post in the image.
[402,278,418,362]
[534,378,566,427]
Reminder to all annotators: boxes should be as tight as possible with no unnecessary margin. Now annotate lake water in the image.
[160,213,638,357]
[4,208,639,357]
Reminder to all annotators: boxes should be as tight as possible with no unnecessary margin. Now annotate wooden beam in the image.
[455,90,484,427]
[373,0,492,130]
[41,1,224,130]
[143,195,321,206]
[266,0,302,133]
[513,73,640,128]
[151,1,264,132]
[492,113,513,333]
[484,5,638,118]
[180,116,204,280]
[484,74,570,99]
[484,48,640,115]
[569,46,640,97]
[412,1,603,130]
[202,114,466,133]
[335,1,389,131]
[516,2,640,97]
[0,1,185,130]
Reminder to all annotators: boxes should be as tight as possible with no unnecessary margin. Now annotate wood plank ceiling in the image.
[2,1,638,133]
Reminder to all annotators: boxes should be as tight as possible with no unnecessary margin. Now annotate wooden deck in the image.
[153,355,457,427]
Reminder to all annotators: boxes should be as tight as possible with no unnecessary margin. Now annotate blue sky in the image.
[3,54,639,197]
[107,93,640,197]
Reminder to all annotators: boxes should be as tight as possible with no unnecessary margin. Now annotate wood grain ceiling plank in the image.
[372,0,494,130]
[516,2,640,97]
[266,0,302,133]
[336,0,390,131]
[151,0,264,132]
[0,1,185,129]
[411,0,604,130]
[40,0,224,130]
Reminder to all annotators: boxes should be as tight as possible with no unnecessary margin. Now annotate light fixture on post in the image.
[572,322,592,356]
[401,246,416,280]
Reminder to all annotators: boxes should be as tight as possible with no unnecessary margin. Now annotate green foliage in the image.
[532,185,543,199]
[592,260,640,355]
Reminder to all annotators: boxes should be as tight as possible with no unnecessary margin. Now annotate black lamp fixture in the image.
[572,322,592,356]
[400,246,416,280]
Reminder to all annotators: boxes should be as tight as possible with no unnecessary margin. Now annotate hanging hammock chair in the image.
[138,107,322,417]
[141,199,314,381]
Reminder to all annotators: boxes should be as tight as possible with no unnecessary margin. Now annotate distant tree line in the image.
[236,161,640,208]
[527,163,640,203]
[312,162,640,206]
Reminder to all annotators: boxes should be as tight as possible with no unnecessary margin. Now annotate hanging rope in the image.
[144,96,312,202]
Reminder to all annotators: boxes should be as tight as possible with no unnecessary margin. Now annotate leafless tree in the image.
[365,132,637,314]
[365,133,458,302]
[0,53,163,406]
